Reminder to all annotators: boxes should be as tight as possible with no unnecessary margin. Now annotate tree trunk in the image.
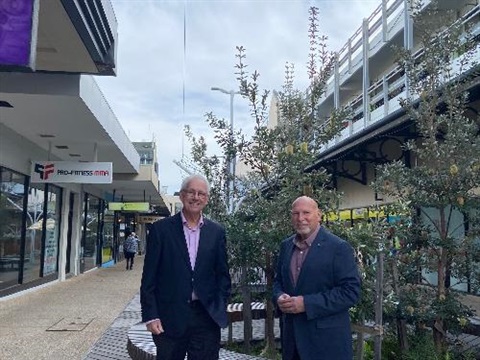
[355,315,365,360]
[433,206,447,352]
[227,321,233,344]
[228,293,233,344]
[263,252,276,354]
[390,257,409,353]
[241,265,252,353]
[374,251,384,360]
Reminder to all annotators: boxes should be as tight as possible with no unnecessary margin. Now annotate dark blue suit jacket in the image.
[140,213,231,338]
[273,226,361,360]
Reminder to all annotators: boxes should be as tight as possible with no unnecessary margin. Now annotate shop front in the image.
[0,166,62,293]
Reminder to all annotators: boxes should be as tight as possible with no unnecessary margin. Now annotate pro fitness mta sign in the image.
[31,161,112,184]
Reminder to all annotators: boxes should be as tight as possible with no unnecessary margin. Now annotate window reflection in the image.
[102,209,114,264]
[0,169,26,289]
[23,184,62,282]
[83,195,100,271]
[24,184,45,283]
[43,186,61,276]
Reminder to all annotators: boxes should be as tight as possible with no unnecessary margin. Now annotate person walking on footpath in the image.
[123,228,138,270]
[273,196,361,360]
[140,174,231,360]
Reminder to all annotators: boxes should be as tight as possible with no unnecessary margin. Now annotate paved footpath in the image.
[0,257,144,360]
[0,255,277,360]
[84,292,279,360]
[2,253,479,360]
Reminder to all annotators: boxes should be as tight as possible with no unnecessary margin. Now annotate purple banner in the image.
[0,0,34,67]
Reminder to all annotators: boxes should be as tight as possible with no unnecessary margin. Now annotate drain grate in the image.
[47,317,94,331]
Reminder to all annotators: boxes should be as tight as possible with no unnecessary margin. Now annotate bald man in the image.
[273,196,361,360]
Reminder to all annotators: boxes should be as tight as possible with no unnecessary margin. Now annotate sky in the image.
[96,0,381,195]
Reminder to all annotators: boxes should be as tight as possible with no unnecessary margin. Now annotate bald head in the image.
[291,196,321,239]
[292,196,319,210]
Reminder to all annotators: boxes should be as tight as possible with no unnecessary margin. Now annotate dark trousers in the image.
[124,252,135,269]
[292,345,301,360]
[152,301,220,360]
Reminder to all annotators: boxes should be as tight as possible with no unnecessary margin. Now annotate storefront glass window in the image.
[102,209,114,264]
[23,184,45,283]
[43,185,61,275]
[83,195,100,271]
[0,168,26,289]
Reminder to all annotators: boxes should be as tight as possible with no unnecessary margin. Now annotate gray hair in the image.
[180,174,210,194]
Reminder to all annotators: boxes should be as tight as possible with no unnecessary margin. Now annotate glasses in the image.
[183,189,208,199]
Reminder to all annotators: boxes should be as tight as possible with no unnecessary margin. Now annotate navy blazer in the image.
[140,213,231,338]
[273,226,361,360]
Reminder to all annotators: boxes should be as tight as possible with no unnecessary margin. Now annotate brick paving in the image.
[84,293,279,360]
[84,289,480,360]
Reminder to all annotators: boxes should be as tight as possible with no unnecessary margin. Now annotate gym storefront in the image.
[0,166,62,294]
[0,161,115,296]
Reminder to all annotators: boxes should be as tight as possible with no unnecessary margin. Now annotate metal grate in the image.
[47,317,94,332]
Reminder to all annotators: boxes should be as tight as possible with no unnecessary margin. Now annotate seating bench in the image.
[227,302,266,322]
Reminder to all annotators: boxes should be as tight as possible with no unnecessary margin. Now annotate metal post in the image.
[211,87,240,214]
[229,90,235,214]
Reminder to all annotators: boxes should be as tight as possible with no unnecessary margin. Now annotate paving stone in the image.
[84,293,278,360]
[84,327,131,360]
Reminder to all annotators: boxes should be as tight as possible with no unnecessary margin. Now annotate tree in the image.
[186,7,350,357]
[374,0,480,353]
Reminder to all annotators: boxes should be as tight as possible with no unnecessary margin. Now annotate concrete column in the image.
[382,0,388,42]
[57,189,70,281]
[404,0,414,98]
[362,18,370,126]
[334,52,340,109]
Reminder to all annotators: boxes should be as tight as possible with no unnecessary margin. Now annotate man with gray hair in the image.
[141,174,231,360]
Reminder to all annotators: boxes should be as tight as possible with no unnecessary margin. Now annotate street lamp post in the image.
[211,87,240,214]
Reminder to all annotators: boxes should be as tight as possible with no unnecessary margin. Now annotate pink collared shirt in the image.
[180,211,204,270]
[181,211,204,301]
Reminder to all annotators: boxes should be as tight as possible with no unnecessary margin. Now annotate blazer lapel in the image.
[283,239,296,293]
[194,220,210,271]
[171,214,192,270]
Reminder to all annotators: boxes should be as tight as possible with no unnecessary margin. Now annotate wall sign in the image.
[31,161,113,184]
[108,202,150,211]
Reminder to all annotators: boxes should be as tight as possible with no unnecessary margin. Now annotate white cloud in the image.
[96,0,380,194]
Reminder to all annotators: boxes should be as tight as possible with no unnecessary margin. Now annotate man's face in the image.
[291,198,321,239]
[180,178,209,215]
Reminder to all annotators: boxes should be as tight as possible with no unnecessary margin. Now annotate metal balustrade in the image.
[314,1,480,155]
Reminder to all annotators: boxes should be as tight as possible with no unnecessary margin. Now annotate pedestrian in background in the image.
[140,174,231,360]
[123,228,138,270]
[133,232,142,255]
[273,196,361,360]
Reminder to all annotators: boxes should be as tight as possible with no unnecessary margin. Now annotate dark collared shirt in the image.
[290,224,320,286]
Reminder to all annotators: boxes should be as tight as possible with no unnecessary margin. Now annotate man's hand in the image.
[277,294,305,314]
[146,319,164,335]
